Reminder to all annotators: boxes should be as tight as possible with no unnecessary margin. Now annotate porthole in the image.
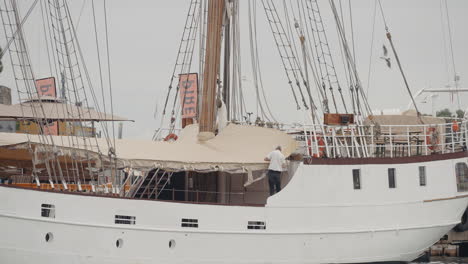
[116,238,123,248]
[169,239,176,249]
[45,232,54,243]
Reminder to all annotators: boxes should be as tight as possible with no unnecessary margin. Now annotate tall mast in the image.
[198,0,225,141]
[223,3,231,121]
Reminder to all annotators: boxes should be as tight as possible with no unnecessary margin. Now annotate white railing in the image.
[152,120,467,158]
[292,120,468,159]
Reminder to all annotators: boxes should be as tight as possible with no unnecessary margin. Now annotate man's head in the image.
[276,146,282,151]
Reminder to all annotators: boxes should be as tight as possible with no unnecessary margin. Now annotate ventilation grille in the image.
[41,204,55,218]
[248,221,266,230]
[181,218,198,228]
[115,215,136,225]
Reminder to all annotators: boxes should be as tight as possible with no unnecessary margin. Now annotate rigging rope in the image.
[253,2,277,122]
[442,0,461,109]
[103,0,116,154]
[284,1,323,115]
[248,0,277,122]
[160,0,200,119]
[348,0,356,65]
[59,0,117,186]
[377,0,422,119]
[439,0,450,86]
[0,0,39,59]
[297,0,330,113]
[302,0,346,113]
[53,0,93,186]
[1,0,65,185]
[329,0,373,117]
[261,0,309,111]
[41,0,73,184]
[91,0,109,143]
[365,0,377,97]
[230,0,247,122]
[74,0,86,31]
[40,0,54,77]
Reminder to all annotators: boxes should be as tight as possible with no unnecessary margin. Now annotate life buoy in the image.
[452,121,459,132]
[307,136,325,158]
[426,127,439,150]
[164,133,178,142]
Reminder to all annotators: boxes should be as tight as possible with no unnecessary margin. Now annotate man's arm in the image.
[264,151,272,162]
[282,159,287,169]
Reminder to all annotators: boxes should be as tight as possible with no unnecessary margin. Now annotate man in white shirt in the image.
[264,146,286,195]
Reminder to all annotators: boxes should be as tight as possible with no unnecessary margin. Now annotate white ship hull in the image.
[0,154,467,264]
[0,223,456,264]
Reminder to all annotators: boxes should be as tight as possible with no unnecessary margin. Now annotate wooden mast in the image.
[223,7,231,121]
[198,0,225,141]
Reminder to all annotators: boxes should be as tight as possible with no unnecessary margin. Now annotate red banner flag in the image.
[178,73,198,119]
[36,77,57,97]
[35,77,58,135]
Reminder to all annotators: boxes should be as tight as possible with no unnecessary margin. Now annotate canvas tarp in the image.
[0,124,297,173]
[0,102,129,122]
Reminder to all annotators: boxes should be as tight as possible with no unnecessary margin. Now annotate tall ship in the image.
[0,0,467,263]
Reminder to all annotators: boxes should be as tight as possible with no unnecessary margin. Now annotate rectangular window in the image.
[419,166,426,186]
[41,204,55,218]
[388,168,396,188]
[115,215,136,225]
[247,221,266,230]
[456,163,468,192]
[181,218,198,228]
[352,169,361,190]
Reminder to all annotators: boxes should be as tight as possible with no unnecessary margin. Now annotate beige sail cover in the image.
[0,124,297,173]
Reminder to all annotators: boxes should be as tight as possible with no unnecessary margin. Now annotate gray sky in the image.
[1,0,467,139]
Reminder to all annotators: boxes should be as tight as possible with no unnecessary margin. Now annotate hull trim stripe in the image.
[0,212,460,235]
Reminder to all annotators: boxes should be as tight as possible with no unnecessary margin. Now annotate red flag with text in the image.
[35,77,58,135]
[178,73,198,119]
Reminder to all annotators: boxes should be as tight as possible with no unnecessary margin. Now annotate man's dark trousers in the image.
[267,170,281,195]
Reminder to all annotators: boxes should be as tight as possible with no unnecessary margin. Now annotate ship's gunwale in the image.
[0,184,264,207]
[304,151,467,165]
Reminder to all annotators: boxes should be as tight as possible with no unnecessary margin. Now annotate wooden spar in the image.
[198,0,225,141]
[223,8,231,121]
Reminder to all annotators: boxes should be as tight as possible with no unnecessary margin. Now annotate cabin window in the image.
[419,166,426,186]
[388,168,396,188]
[352,169,361,190]
[456,163,468,192]
[181,218,198,228]
[115,215,136,225]
[248,221,266,230]
[41,204,55,218]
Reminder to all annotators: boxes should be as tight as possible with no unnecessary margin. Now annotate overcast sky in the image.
[1,0,467,139]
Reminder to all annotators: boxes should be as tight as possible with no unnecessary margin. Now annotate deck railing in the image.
[154,120,468,159]
[291,120,468,159]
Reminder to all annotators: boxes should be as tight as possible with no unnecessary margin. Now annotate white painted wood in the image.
[0,156,467,264]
